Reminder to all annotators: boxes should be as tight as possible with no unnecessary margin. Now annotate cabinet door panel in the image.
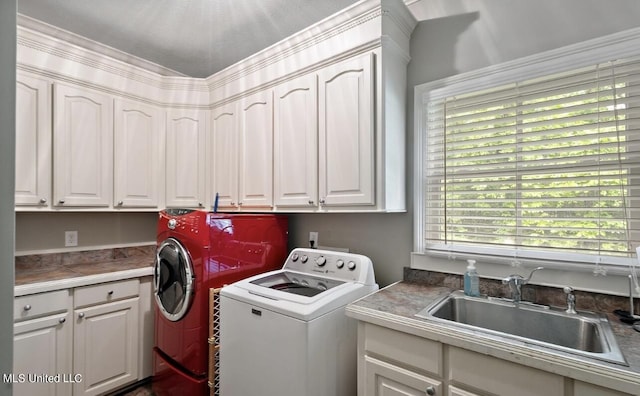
[53,83,113,207]
[114,99,163,208]
[210,103,239,208]
[449,347,563,396]
[13,312,72,396]
[365,356,442,396]
[15,73,51,207]
[74,298,139,396]
[166,110,206,208]
[319,53,374,207]
[274,74,318,208]
[239,91,273,208]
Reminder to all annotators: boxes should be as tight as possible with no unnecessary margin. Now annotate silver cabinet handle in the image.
[426,386,436,395]
[58,199,65,204]
[23,304,31,311]
[319,199,325,205]
[107,290,114,296]
[78,312,85,319]
[238,202,243,206]
[308,200,314,205]
[230,202,235,206]
[198,202,203,207]
[117,201,124,206]
[40,198,47,204]
[59,317,66,324]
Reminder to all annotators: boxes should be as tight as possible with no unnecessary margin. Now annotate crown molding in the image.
[17,0,416,107]
[17,14,185,78]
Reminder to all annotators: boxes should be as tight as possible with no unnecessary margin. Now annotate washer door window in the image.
[154,238,194,321]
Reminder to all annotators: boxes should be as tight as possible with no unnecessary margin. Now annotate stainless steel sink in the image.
[415,290,627,366]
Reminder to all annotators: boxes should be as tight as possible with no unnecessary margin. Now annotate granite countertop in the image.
[15,245,155,296]
[347,279,640,394]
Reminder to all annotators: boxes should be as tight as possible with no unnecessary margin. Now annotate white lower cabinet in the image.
[448,347,563,396]
[13,277,149,396]
[365,356,442,396]
[13,290,73,396]
[357,322,633,396]
[447,386,480,396]
[73,298,139,396]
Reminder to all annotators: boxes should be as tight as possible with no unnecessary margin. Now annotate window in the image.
[415,34,640,271]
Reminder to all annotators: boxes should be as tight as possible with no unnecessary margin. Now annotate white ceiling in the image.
[17,0,362,78]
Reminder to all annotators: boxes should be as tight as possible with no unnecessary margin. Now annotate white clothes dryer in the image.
[219,248,378,396]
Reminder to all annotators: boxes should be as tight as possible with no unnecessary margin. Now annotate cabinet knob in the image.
[319,199,325,205]
[238,202,243,206]
[78,312,85,319]
[198,202,203,207]
[23,304,32,311]
[230,202,235,206]
[107,290,114,296]
[426,386,436,395]
[58,199,65,204]
[39,198,47,204]
[117,201,123,206]
[59,317,66,324]
[308,200,314,205]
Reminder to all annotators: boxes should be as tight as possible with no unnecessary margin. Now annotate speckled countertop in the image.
[346,270,640,395]
[15,245,155,296]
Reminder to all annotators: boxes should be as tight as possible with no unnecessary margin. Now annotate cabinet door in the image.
[274,74,318,208]
[210,102,239,209]
[13,312,72,396]
[114,99,164,208]
[166,109,206,208]
[448,386,481,396]
[318,53,375,207]
[74,298,139,396]
[53,83,113,207]
[238,90,273,208]
[365,356,442,396]
[15,72,51,207]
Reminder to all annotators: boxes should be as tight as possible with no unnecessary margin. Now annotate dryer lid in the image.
[154,238,195,321]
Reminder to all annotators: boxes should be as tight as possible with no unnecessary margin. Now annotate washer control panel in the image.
[283,248,376,285]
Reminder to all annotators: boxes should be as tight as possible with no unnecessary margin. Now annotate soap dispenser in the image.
[464,259,480,297]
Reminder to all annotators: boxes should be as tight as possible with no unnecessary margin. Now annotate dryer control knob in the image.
[168,219,177,230]
[316,256,326,266]
[347,261,357,271]
[301,255,309,263]
[336,259,345,269]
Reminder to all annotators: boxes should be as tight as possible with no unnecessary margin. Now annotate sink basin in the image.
[416,291,627,366]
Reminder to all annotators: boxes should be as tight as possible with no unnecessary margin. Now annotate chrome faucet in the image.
[501,267,544,303]
[564,286,577,314]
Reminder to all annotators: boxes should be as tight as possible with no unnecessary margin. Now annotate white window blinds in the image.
[424,57,640,263]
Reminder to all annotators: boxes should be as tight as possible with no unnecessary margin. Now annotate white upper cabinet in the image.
[210,91,274,211]
[114,99,164,208]
[238,90,274,209]
[273,74,318,209]
[210,102,239,209]
[318,53,375,207]
[53,83,113,207]
[165,109,207,209]
[15,72,51,207]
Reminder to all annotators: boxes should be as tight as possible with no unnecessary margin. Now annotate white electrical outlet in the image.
[65,231,78,247]
[309,231,319,248]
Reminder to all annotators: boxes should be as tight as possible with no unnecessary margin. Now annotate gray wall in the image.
[1,1,16,395]
[15,212,157,253]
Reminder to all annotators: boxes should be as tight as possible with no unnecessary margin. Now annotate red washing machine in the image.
[152,209,288,396]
